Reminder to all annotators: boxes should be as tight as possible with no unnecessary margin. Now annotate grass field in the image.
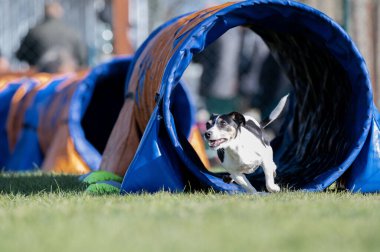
[1,173,380,252]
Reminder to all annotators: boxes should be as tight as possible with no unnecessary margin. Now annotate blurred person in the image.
[194,28,243,114]
[36,46,78,73]
[239,32,291,114]
[239,31,292,134]
[15,1,87,72]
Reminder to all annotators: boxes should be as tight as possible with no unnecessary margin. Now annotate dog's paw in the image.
[267,184,280,193]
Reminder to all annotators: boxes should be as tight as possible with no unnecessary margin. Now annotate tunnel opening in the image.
[81,59,129,154]
[177,25,353,190]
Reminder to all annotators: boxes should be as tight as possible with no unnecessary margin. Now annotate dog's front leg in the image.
[230,173,257,193]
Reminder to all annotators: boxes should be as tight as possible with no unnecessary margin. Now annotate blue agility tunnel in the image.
[0,57,132,173]
[5,75,68,171]
[0,77,24,167]
[109,0,380,193]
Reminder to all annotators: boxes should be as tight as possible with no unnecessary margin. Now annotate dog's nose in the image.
[205,132,211,139]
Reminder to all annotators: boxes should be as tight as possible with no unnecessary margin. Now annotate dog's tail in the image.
[260,94,289,128]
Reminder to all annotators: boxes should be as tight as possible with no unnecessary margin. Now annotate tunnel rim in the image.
[122,0,372,191]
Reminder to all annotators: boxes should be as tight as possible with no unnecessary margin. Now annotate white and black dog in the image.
[204,94,289,193]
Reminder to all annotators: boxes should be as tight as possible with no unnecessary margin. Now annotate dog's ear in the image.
[209,113,219,122]
[229,112,246,127]
[210,113,218,119]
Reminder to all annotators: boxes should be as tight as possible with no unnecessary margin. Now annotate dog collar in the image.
[217,148,225,163]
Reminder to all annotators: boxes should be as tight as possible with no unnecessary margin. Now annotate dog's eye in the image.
[206,122,211,129]
[219,120,227,127]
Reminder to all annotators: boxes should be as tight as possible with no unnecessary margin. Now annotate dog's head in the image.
[204,112,246,149]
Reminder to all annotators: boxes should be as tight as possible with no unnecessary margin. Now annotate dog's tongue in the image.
[210,139,223,148]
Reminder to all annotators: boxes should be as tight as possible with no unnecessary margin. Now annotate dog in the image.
[204,94,289,193]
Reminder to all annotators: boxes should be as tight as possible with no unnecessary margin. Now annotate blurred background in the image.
[0,0,379,106]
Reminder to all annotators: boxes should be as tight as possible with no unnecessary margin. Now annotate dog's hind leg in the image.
[262,161,280,193]
[230,173,257,193]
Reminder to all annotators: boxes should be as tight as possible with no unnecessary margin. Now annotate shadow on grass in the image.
[0,172,86,195]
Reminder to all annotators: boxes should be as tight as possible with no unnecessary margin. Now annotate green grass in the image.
[1,173,380,252]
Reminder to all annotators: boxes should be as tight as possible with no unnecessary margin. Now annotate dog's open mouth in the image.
[208,138,227,148]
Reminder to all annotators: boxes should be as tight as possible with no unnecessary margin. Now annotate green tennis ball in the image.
[85,182,120,195]
[82,170,123,185]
